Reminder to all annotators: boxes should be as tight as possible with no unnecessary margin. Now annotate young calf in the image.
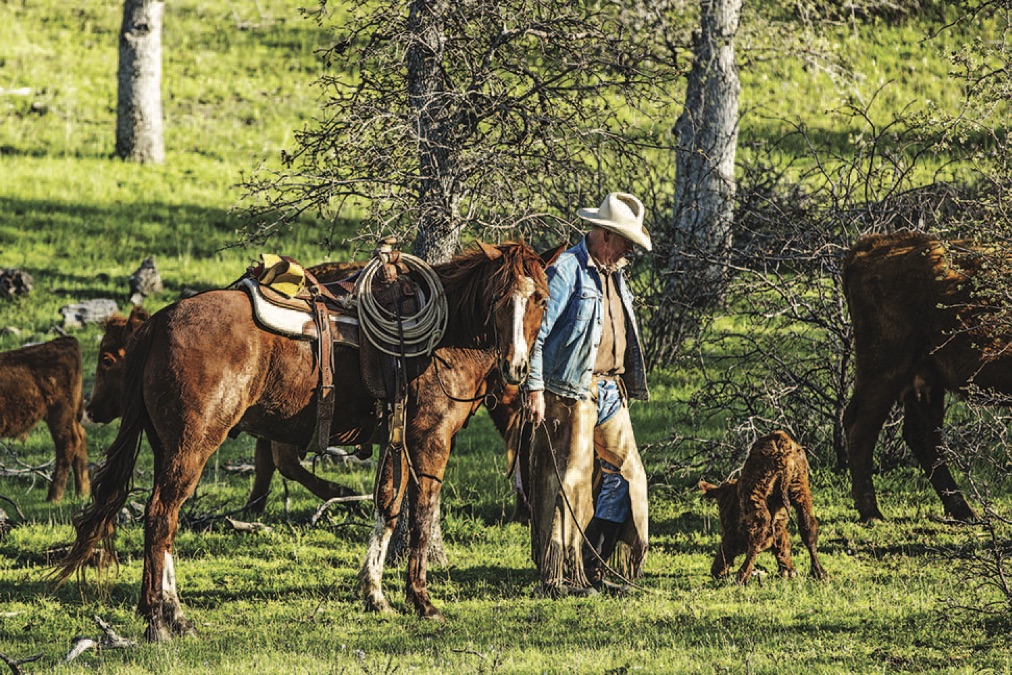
[0,336,88,502]
[699,430,827,584]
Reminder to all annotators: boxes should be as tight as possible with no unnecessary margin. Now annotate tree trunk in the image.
[666,0,740,308]
[116,0,165,164]
[406,0,461,264]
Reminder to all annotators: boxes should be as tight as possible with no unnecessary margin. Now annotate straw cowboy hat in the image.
[577,192,652,252]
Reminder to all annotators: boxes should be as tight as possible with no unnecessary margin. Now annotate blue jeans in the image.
[594,378,631,524]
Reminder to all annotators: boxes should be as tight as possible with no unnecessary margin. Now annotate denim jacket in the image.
[527,237,649,401]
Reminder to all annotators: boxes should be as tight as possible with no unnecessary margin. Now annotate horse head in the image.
[475,241,563,386]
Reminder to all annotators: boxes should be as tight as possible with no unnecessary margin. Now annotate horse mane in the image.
[434,242,547,349]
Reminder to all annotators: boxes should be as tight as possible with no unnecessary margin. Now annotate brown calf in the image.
[699,430,827,584]
[0,336,88,502]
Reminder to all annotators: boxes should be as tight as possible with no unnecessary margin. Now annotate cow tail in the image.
[54,319,156,586]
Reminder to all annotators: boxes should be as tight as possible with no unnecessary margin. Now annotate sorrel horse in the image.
[85,268,368,513]
[57,241,556,640]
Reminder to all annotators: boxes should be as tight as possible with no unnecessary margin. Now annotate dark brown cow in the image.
[699,430,827,584]
[0,336,88,502]
[842,230,1010,522]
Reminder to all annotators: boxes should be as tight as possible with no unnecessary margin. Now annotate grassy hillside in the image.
[0,1,1010,672]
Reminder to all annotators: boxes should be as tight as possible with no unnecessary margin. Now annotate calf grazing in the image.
[842,230,1010,522]
[0,336,88,502]
[700,430,827,584]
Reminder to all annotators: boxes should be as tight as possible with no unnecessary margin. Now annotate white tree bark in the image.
[667,0,741,306]
[116,0,165,164]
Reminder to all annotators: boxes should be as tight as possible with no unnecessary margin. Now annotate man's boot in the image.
[582,517,623,590]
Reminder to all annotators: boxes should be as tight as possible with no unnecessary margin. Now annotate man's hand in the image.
[526,390,546,427]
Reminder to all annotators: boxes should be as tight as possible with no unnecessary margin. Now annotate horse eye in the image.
[99,353,117,368]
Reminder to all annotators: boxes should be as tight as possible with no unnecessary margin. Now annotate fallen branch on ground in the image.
[0,651,43,675]
[64,615,137,662]
[310,494,372,526]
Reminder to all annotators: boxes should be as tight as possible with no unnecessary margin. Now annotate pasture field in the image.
[1,1,1011,673]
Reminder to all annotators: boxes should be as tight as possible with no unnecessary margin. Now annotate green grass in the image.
[1,1,1011,672]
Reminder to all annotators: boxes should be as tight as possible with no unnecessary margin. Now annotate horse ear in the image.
[539,243,566,267]
[476,241,502,260]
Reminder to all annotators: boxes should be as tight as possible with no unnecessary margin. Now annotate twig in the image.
[64,616,137,662]
[309,494,373,526]
[0,496,25,521]
[0,652,43,675]
[224,517,273,533]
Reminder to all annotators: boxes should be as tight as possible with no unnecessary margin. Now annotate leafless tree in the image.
[116,0,165,164]
[241,0,680,261]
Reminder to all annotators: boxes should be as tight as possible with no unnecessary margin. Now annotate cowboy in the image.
[526,192,651,596]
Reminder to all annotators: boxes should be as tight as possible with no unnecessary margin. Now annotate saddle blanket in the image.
[237,277,359,346]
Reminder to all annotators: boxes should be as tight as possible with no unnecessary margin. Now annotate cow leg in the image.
[244,438,276,514]
[901,384,975,522]
[791,485,827,580]
[844,383,903,522]
[359,443,408,614]
[771,526,796,579]
[710,540,733,579]
[736,495,773,584]
[45,404,88,502]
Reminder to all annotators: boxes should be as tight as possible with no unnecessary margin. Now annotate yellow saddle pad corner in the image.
[258,253,306,298]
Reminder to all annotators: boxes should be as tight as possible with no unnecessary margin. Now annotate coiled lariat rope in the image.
[354,251,447,358]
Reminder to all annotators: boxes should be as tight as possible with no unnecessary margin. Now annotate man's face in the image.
[593,229,634,264]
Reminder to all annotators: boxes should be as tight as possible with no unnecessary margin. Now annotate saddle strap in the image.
[314,295,335,450]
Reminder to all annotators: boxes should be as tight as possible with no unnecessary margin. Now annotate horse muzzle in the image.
[501,358,529,386]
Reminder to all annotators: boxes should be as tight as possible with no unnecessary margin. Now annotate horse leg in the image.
[245,438,276,515]
[901,378,975,521]
[271,441,358,502]
[358,445,408,614]
[405,474,444,620]
[139,439,207,642]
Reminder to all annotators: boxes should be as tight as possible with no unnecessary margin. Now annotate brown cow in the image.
[700,430,827,584]
[0,336,88,502]
[841,230,1008,522]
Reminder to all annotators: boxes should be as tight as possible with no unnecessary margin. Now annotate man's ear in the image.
[539,243,565,267]
[477,240,502,260]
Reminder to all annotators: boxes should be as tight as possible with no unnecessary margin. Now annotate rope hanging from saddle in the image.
[355,238,447,492]
[354,241,447,358]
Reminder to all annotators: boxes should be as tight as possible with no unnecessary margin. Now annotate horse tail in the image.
[54,317,157,586]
